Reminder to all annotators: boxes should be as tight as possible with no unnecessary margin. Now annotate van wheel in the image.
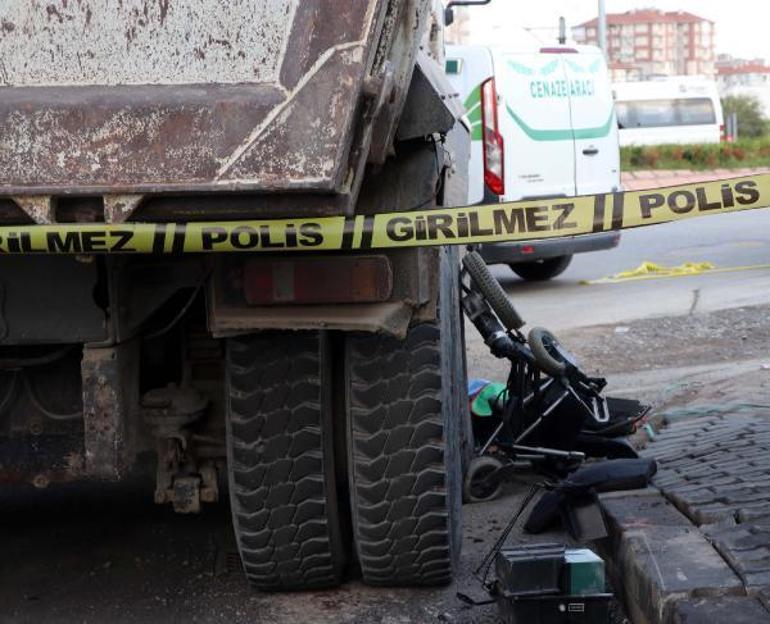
[344,248,464,587]
[225,331,346,591]
[510,255,572,281]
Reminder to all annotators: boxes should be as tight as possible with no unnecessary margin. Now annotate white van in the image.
[446,43,621,280]
[614,78,724,146]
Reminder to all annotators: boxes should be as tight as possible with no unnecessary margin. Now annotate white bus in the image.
[614,78,723,146]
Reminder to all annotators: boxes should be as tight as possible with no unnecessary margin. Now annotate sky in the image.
[460,1,769,61]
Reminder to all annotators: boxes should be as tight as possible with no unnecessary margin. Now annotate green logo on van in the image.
[462,82,614,142]
[464,85,482,141]
[506,59,560,77]
[506,104,615,141]
[565,58,603,74]
[507,61,534,76]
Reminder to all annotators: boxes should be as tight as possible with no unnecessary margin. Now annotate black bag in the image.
[524,458,657,535]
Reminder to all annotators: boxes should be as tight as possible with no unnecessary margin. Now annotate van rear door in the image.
[564,49,621,195]
[446,45,493,205]
[496,50,576,200]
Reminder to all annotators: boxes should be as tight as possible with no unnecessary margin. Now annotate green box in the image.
[564,549,605,595]
[445,58,462,75]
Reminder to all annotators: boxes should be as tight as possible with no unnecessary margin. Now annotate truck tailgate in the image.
[0,0,386,195]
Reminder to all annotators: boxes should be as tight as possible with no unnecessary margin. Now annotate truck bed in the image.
[0,0,405,198]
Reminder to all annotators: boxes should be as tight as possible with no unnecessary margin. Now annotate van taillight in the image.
[480,77,504,196]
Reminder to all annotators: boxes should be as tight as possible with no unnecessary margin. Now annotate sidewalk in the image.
[621,167,770,191]
[600,407,770,624]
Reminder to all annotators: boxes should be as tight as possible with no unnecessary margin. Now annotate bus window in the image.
[677,98,717,125]
[616,98,716,128]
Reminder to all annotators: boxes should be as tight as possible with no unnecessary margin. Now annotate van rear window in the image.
[616,98,716,128]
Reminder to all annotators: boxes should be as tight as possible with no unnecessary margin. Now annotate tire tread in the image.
[226,332,344,591]
[346,321,458,586]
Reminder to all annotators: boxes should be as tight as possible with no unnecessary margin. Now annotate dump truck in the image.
[0,0,473,590]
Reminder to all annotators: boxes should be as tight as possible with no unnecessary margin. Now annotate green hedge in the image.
[621,139,770,170]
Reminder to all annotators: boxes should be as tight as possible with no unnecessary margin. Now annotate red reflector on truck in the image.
[243,256,393,305]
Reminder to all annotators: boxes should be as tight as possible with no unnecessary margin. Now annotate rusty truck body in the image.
[0,0,471,590]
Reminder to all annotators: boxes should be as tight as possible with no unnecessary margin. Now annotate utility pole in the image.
[598,0,607,57]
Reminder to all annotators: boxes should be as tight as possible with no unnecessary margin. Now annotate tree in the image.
[721,94,766,139]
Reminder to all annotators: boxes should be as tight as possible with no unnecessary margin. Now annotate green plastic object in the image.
[470,382,508,417]
[564,549,605,595]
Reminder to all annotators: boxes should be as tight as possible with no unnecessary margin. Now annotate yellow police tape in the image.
[584,261,770,285]
[0,174,767,254]
[585,261,716,284]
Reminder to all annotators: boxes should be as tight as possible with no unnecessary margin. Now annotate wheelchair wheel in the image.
[463,456,505,503]
[462,251,524,331]
[528,327,568,376]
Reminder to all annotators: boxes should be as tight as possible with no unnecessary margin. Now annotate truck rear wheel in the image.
[344,248,464,586]
[226,331,346,591]
[510,255,573,281]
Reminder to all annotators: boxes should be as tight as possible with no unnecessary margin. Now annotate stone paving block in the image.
[738,507,770,523]
[659,418,721,434]
[663,490,736,525]
[654,480,697,494]
[605,412,770,621]
[686,503,736,526]
[671,484,770,507]
[655,452,729,467]
[656,461,725,476]
[611,525,743,624]
[669,596,770,624]
[710,455,770,471]
[722,485,770,503]
[601,489,690,529]
[736,500,770,511]
[668,489,720,510]
[663,477,744,495]
[667,485,718,504]
[713,439,760,452]
[600,490,743,624]
[662,449,732,465]
[738,469,770,481]
[655,471,732,490]
[707,525,770,590]
[683,465,731,480]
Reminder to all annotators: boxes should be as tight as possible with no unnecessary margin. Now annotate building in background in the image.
[573,9,715,81]
[716,54,770,89]
[716,54,770,117]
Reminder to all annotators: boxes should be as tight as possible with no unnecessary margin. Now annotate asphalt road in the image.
[486,208,770,332]
[0,477,524,624]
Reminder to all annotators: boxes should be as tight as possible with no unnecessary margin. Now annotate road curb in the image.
[599,489,744,624]
[599,411,770,623]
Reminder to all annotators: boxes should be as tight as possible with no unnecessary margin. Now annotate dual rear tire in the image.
[225,249,465,590]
